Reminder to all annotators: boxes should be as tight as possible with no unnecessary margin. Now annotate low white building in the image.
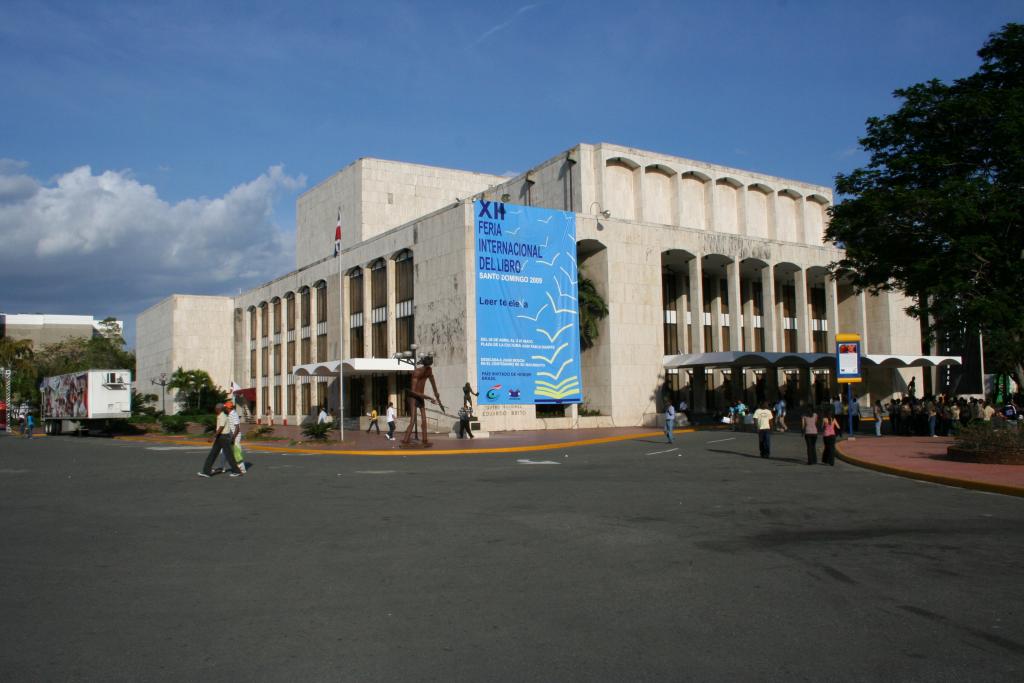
[137,143,958,428]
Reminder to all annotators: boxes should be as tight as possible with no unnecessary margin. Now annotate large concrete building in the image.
[137,143,955,427]
[1,313,123,348]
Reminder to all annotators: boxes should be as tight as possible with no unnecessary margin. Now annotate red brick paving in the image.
[838,436,1024,496]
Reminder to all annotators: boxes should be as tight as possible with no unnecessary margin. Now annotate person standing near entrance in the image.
[664,402,676,444]
[821,409,840,466]
[753,401,773,458]
[774,398,787,432]
[385,402,396,440]
[849,394,861,433]
[457,402,475,439]
[801,406,819,464]
[873,400,884,437]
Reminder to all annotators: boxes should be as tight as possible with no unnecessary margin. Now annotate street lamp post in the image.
[394,344,418,438]
[1,367,11,433]
[151,373,169,415]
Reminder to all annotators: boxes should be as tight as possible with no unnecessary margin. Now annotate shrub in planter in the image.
[302,422,332,440]
[195,414,217,433]
[251,425,275,439]
[950,422,1024,464]
[160,415,188,434]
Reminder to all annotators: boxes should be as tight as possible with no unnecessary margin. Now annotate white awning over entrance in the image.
[663,352,962,369]
[291,359,414,377]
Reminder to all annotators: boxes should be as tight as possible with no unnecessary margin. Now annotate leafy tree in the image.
[826,23,1024,388]
[130,390,159,416]
[0,337,36,402]
[578,267,609,351]
[166,367,228,414]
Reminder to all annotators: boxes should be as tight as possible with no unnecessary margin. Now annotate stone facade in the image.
[136,295,234,414]
[137,142,926,429]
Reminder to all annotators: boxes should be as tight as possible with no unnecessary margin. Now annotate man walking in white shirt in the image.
[385,402,397,440]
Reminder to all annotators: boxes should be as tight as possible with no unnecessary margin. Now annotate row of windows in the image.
[250,284,327,341]
[248,251,416,380]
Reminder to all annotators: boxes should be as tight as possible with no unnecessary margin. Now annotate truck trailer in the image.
[42,369,132,435]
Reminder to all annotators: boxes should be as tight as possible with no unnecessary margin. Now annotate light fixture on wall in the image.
[588,201,611,219]
[501,193,511,202]
[394,343,419,368]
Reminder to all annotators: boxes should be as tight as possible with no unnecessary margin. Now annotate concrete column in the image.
[766,366,781,403]
[363,268,373,358]
[774,271,786,352]
[727,259,742,351]
[797,197,809,244]
[742,276,755,352]
[824,276,839,352]
[705,181,717,234]
[674,272,687,354]
[256,305,266,418]
[761,264,777,353]
[635,167,645,223]
[386,258,397,357]
[855,291,870,355]
[688,258,704,353]
[799,366,813,408]
[737,185,748,236]
[676,272,689,354]
[768,192,780,241]
[794,268,810,353]
[692,367,707,413]
[710,276,723,352]
[674,173,685,227]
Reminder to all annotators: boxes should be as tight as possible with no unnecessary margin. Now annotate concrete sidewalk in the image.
[838,436,1024,497]
[117,425,672,455]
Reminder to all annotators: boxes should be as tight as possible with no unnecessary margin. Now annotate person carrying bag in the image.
[821,410,840,466]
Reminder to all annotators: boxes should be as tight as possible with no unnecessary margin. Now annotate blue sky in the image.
[0,0,1019,346]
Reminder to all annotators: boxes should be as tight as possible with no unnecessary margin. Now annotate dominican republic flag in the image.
[333,209,342,256]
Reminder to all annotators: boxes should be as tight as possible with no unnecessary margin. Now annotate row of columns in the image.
[674,256,863,355]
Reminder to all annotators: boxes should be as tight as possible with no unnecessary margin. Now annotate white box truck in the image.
[41,369,132,435]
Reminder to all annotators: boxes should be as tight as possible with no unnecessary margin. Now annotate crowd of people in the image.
[662,389,1023,461]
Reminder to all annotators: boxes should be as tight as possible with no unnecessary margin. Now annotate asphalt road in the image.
[1,430,1022,682]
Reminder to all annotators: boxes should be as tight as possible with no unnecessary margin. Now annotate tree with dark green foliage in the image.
[578,267,609,351]
[3,319,136,406]
[0,337,36,402]
[826,23,1024,388]
[166,367,228,414]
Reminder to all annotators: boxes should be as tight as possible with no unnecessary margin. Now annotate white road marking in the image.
[354,470,396,475]
[146,446,208,451]
[707,438,735,444]
[646,448,679,455]
[517,459,560,465]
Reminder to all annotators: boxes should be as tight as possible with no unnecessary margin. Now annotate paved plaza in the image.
[1,430,1022,681]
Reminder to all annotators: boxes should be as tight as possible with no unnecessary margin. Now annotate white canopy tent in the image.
[292,359,413,440]
[662,351,963,370]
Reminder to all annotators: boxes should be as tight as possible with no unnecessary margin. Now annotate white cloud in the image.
[0,161,306,345]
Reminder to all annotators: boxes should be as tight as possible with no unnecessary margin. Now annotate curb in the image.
[114,428,694,456]
[836,441,1024,498]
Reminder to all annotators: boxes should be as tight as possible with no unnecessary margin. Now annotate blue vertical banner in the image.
[474,200,582,405]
